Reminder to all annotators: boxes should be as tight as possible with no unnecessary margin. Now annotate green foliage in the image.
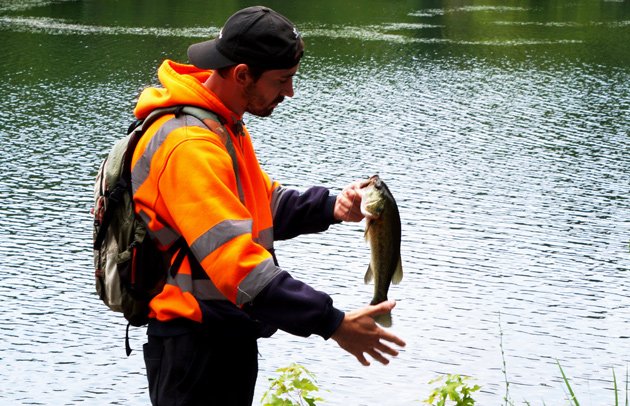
[261,358,628,406]
[424,374,481,406]
[261,363,324,406]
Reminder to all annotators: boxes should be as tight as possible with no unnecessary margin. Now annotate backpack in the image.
[92,105,234,354]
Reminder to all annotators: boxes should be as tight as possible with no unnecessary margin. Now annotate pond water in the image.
[0,0,628,405]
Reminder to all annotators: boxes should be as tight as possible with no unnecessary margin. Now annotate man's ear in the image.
[233,64,252,85]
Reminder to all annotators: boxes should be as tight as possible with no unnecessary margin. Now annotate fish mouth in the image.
[361,207,376,219]
[359,190,373,219]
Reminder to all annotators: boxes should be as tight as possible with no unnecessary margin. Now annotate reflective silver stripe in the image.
[193,279,227,300]
[189,219,253,261]
[132,114,229,195]
[132,116,196,196]
[270,185,292,219]
[256,226,274,250]
[138,210,180,246]
[164,247,280,305]
[224,137,245,204]
[168,272,191,292]
[166,273,227,301]
[236,258,282,305]
[167,261,281,304]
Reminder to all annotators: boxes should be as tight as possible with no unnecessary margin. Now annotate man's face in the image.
[244,65,298,117]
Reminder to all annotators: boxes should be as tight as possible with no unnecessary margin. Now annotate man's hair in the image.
[216,37,304,82]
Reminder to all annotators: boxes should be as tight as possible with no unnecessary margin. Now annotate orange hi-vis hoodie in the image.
[131,60,344,339]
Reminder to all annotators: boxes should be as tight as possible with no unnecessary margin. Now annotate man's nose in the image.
[282,78,294,98]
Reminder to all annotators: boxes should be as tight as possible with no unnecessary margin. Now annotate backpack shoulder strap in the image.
[179,106,229,141]
[121,106,183,187]
[178,106,245,205]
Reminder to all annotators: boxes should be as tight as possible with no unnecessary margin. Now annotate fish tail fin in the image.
[364,264,374,284]
[392,257,403,285]
[373,311,392,327]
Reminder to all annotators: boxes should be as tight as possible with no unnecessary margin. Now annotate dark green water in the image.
[1,0,628,405]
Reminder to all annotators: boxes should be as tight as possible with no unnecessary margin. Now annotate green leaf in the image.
[261,363,323,406]
[424,374,480,406]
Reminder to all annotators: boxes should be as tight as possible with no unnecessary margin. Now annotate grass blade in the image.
[615,369,619,406]
[625,366,628,406]
[557,361,580,406]
[499,313,511,406]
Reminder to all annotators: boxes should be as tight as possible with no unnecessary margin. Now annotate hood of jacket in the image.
[134,60,241,128]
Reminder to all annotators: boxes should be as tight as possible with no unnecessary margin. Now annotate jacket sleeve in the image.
[244,270,345,339]
[271,185,340,241]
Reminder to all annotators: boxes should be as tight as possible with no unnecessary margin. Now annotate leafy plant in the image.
[424,374,481,406]
[261,363,324,406]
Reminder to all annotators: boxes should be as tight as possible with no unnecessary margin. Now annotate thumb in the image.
[365,300,396,316]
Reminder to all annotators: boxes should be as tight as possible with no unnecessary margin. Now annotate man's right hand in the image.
[330,301,406,366]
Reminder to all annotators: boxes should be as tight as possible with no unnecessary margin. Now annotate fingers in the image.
[380,329,407,347]
[376,341,401,358]
[335,185,364,222]
[334,178,374,222]
[365,340,402,366]
[356,353,370,367]
[367,349,387,365]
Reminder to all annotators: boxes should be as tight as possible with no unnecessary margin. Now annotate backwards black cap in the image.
[187,6,303,70]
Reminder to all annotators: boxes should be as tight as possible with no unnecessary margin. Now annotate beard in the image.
[244,84,284,117]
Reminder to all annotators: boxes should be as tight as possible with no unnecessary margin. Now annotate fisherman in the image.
[132,6,406,405]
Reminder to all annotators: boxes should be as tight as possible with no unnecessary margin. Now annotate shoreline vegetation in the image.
[261,316,630,404]
[261,361,629,406]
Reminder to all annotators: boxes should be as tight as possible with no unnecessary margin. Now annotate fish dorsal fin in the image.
[392,257,403,285]
[364,264,374,284]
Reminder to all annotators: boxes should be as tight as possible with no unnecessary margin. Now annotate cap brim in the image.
[187,39,236,70]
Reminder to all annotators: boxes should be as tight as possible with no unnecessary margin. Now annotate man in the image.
[132,6,405,405]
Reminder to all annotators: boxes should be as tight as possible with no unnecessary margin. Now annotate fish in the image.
[360,174,403,327]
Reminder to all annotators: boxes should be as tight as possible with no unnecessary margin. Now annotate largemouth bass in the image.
[360,175,403,327]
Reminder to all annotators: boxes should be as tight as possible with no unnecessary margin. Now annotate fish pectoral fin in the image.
[392,257,403,285]
[364,264,374,284]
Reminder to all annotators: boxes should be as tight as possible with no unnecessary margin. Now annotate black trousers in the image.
[143,331,259,406]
